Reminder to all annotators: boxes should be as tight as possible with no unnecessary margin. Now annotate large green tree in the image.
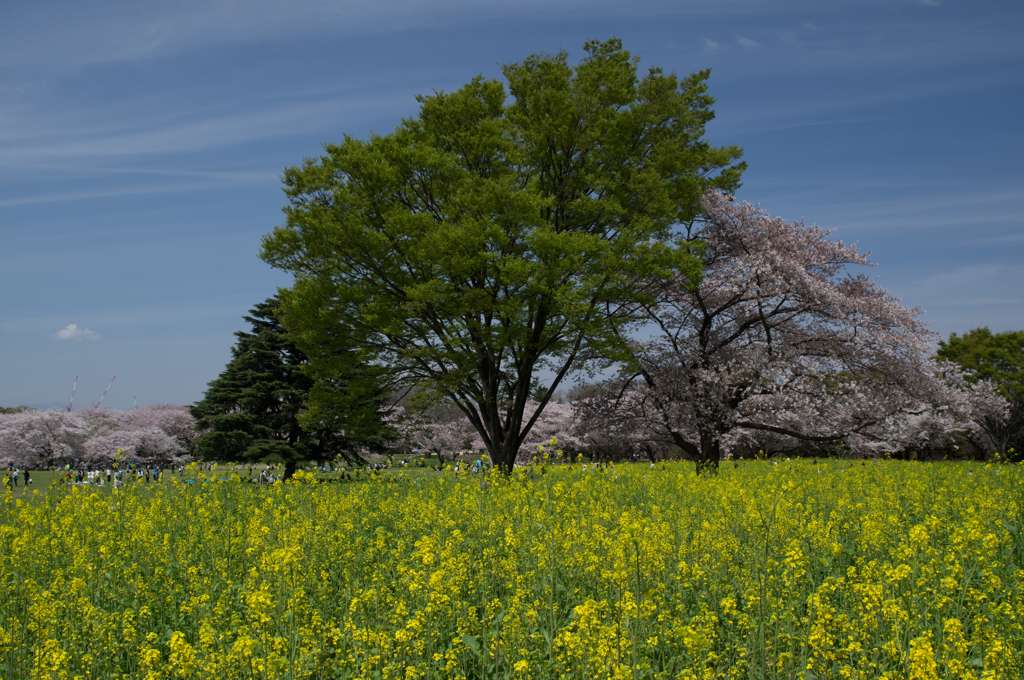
[260,39,744,472]
[190,297,392,477]
[938,327,1024,459]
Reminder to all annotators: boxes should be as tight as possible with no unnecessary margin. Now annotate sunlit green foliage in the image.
[260,38,745,472]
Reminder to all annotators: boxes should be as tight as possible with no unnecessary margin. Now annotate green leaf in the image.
[462,634,480,652]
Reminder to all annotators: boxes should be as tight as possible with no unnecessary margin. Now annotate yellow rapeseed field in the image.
[1,459,1022,679]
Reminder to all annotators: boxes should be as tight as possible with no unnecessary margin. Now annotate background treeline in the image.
[1,321,1019,472]
[0,405,195,468]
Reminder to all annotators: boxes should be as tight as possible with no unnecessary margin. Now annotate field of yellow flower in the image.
[1,460,1022,680]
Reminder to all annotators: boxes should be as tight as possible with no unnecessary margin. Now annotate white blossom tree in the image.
[607,191,957,472]
[0,410,89,468]
[392,403,480,466]
[77,405,196,455]
[574,384,694,461]
[959,378,1021,459]
[498,400,584,463]
[81,427,187,465]
[936,328,1024,460]
[0,406,197,469]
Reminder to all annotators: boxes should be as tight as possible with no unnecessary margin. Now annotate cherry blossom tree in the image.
[498,400,584,463]
[0,405,197,469]
[80,427,186,465]
[607,191,953,473]
[574,384,687,461]
[937,328,1024,461]
[958,379,1021,459]
[77,405,197,455]
[398,398,589,465]
[0,410,89,468]
[413,419,478,466]
[388,403,477,466]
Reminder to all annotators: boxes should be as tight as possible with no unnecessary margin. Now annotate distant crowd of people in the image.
[3,461,171,493]
[4,454,625,494]
[57,463,165,488]
[4,464,30,490]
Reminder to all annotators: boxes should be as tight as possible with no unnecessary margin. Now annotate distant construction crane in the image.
[66,376,77,412]
[92,376,116,408]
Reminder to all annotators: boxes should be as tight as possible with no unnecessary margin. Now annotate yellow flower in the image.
[0,459,1019,679]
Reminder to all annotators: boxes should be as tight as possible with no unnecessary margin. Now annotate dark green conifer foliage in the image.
[190,297,391,477]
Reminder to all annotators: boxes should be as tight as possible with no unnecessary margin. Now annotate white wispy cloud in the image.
[0,94,411,166]
[807,188,1024,233]
[0,0,689,68]
[877,263,1024,337]
[703,38,720,50]
[0,171,278,208]
[53,324,101,341]
[983,233,1024,244]
[735,35,759,49]
[711,63,1023,137]
[901,264,1022,306]
[779,30,801,47]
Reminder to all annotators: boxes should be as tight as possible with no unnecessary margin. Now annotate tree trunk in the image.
[482,435,520,475]
[284,459,297,480]
[668,431,719,474]
[696,431,721,475]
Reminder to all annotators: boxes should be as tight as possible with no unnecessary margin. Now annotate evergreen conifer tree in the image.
[190,297,391,477]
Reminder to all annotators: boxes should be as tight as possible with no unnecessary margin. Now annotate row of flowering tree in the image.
[0,405,196,469]
[9,188,1013,474]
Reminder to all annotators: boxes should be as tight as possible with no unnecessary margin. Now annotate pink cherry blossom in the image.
[0,410,89,467]
[0,405,197,467]
[599,191,967,470]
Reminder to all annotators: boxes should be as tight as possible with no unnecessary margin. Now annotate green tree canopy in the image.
[190,297,392,477]
[260,38,745,472]
[937,327,1024,400]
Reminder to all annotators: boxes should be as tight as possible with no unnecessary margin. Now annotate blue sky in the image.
[2,0,1021,410]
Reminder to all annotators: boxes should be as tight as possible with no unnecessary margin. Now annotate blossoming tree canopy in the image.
[259,38,745,473]
[0,405,196,468]
[76,404,196,452]
[938,327,1024,459]
[0,410,89,467]
[610,191,945,472]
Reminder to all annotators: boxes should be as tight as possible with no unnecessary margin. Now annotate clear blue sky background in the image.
[2,0,1021,410]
